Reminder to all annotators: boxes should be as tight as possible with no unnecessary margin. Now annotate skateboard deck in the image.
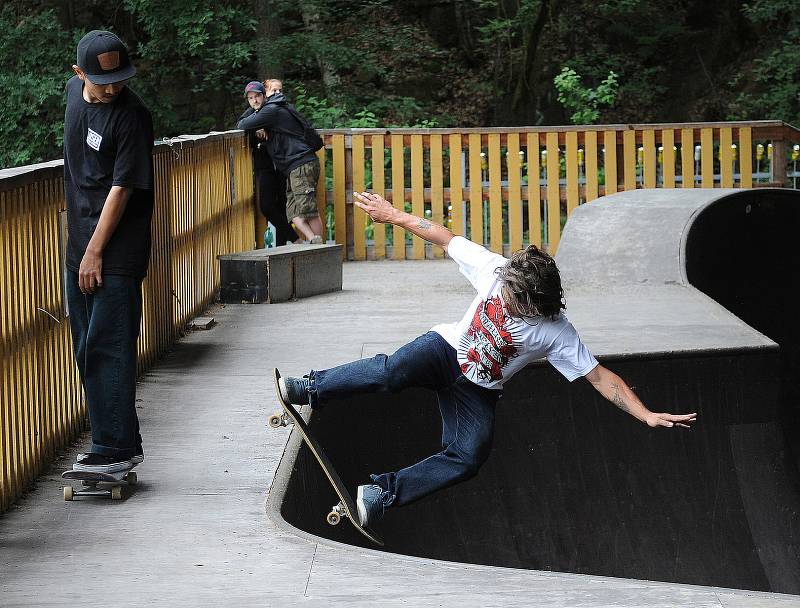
[62,467,138,501]
[270,368,383,546]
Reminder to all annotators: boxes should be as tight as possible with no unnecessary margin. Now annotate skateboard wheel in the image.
[63,486,74,501]
[111,486,123,500]
[268,414,283,428]
[126,471,137,485]
[327,511,341,526]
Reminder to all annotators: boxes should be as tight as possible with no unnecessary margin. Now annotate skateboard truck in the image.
[268,411,291,428]
[327,501,349,526]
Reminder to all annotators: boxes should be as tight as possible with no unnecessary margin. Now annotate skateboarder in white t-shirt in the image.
[278,191,697,528]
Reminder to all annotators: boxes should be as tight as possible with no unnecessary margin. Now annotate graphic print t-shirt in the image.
[431,237,598,389]
[63,76,154,279]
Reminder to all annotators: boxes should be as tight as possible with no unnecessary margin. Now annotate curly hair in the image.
[495,244,566,321]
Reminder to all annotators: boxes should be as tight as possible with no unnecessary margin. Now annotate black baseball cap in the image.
[244,81,266,95]
[76,30,136,85]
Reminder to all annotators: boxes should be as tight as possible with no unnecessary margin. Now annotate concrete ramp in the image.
[276,188,800,594]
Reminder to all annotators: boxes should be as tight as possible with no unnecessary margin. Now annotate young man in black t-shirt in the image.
[63,30,154,474]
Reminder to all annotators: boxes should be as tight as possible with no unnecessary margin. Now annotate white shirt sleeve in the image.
[546,322,599,382]
[447,236,508,291]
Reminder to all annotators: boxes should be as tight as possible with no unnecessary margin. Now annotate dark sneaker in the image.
[356,484,387,527]
[279,375,310,405]
[73,453,133,474]
[78,448,143,465]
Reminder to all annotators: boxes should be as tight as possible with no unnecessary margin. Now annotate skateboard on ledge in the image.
[62,466,138,501]
[270,368,384,547]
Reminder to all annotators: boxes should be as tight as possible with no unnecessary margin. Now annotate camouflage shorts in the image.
[285,158,320,220]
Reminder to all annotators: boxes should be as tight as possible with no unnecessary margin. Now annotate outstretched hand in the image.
[353,191,398,224]
[645,411,697,429]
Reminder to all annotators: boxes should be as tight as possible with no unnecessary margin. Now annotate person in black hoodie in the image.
[237,81,298,246]
[237,86,324,243]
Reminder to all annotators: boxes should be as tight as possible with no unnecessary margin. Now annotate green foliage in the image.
[0,7,75,168]
[475,0,543,50]
[290,84,348,128]
[554,67,619,124]
[2,0,799,169]
[728,0,800,124]
[122,0,256,135]
[290,85,380,128]
[290,84,436,129]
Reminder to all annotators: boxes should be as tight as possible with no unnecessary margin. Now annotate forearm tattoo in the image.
[416,218,432,230]
[610,382,629,413]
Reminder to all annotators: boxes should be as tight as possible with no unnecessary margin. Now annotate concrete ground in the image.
[1,260,798,607]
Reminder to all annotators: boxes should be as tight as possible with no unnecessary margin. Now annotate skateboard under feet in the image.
[270,368,383,546]
[61,467,138,501]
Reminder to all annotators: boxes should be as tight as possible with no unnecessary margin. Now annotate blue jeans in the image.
[309,331,499,507]
[66,270,142,459]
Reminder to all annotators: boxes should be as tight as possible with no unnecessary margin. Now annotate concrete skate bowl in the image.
[274,189,800,593]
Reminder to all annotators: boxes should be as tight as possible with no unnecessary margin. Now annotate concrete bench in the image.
[217,243,343,304]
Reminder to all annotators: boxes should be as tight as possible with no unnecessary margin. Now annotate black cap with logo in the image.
[76,30,136,85]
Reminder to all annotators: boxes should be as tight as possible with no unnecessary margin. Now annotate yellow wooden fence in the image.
[0,132,254,512]
[312,120,800,258]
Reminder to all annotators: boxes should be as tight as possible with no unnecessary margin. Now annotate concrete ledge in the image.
[217,243,343,303]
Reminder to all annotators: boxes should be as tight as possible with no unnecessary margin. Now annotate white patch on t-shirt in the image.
[86,128,102,151]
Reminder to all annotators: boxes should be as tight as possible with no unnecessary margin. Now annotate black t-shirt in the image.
[63,76,154,279]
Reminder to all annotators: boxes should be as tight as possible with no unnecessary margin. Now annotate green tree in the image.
[122,0,257,135]
[728,0,800,124]
[0,7,75,167]
[554,67,619,124]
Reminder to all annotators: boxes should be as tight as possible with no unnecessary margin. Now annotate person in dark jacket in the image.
[236,88,324,243]
[237,81,298,246]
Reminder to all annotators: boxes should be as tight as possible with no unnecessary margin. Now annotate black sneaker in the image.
[78,447,143,465]
[130,447,144,465]
[278,375,311,405]
[73,453,133,474]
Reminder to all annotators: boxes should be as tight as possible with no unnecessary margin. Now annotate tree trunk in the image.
[511,0,552,119]
[254,0,283,79]
[453,0,476,64]
[300,0,340,97]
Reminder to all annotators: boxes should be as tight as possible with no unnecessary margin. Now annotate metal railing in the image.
[0,132,254,512]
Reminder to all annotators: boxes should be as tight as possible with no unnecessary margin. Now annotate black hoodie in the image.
[236,107,274,172]
[236,92,317,174]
